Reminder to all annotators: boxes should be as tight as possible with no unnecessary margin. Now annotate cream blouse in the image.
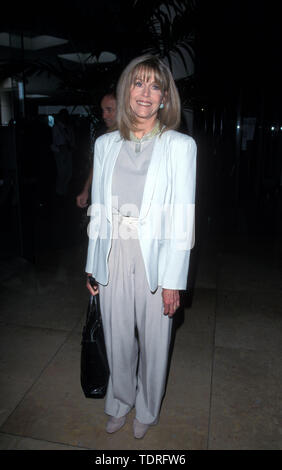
[111,123,160,217]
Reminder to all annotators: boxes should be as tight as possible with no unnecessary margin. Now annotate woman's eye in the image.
[152,84,160,90]
[135,81,143,87]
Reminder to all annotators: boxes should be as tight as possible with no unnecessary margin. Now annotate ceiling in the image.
[0,1,281,116]
[0,1,150,107]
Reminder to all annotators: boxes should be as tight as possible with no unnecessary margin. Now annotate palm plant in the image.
[131,0,196,70]
[0,0,198,120]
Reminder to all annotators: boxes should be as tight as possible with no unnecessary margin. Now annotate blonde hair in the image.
[116,55,181,140]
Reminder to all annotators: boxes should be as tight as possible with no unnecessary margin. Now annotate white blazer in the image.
[85,129,197,291]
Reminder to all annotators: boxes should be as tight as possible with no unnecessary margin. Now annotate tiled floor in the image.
[0,218,281,450]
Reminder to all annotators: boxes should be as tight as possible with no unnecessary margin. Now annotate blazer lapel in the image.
[139,136,164,220]
[103,133,123,222]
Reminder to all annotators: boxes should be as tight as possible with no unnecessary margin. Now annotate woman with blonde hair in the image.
[86,54,197,439]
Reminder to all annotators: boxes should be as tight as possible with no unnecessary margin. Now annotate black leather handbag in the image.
[80,280,109,398]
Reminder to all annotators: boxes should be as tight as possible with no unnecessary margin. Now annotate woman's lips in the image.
[136,100,151,106]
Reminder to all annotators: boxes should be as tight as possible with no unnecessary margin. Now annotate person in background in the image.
[76,92,116,208]
[85,55,197,439]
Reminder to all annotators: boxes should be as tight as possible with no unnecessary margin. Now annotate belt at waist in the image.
[112,212,139,229]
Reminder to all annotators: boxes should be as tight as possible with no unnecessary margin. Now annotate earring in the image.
[159,103,164,109]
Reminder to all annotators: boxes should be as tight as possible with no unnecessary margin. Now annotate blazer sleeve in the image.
[85,138,102,274]
[162,136,197,290]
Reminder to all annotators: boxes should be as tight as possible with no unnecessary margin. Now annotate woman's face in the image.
[129,71,163,125]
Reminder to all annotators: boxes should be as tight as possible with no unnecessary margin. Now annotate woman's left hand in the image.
[162,289,180,317]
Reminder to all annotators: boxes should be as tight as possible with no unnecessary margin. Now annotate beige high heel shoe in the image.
[133,418,149,439]
[106,416,126,434]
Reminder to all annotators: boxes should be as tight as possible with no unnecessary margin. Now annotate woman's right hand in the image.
[76,190,89,208]
[86,274,99,296]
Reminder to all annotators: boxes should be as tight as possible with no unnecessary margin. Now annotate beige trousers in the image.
[98,215,172,425]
